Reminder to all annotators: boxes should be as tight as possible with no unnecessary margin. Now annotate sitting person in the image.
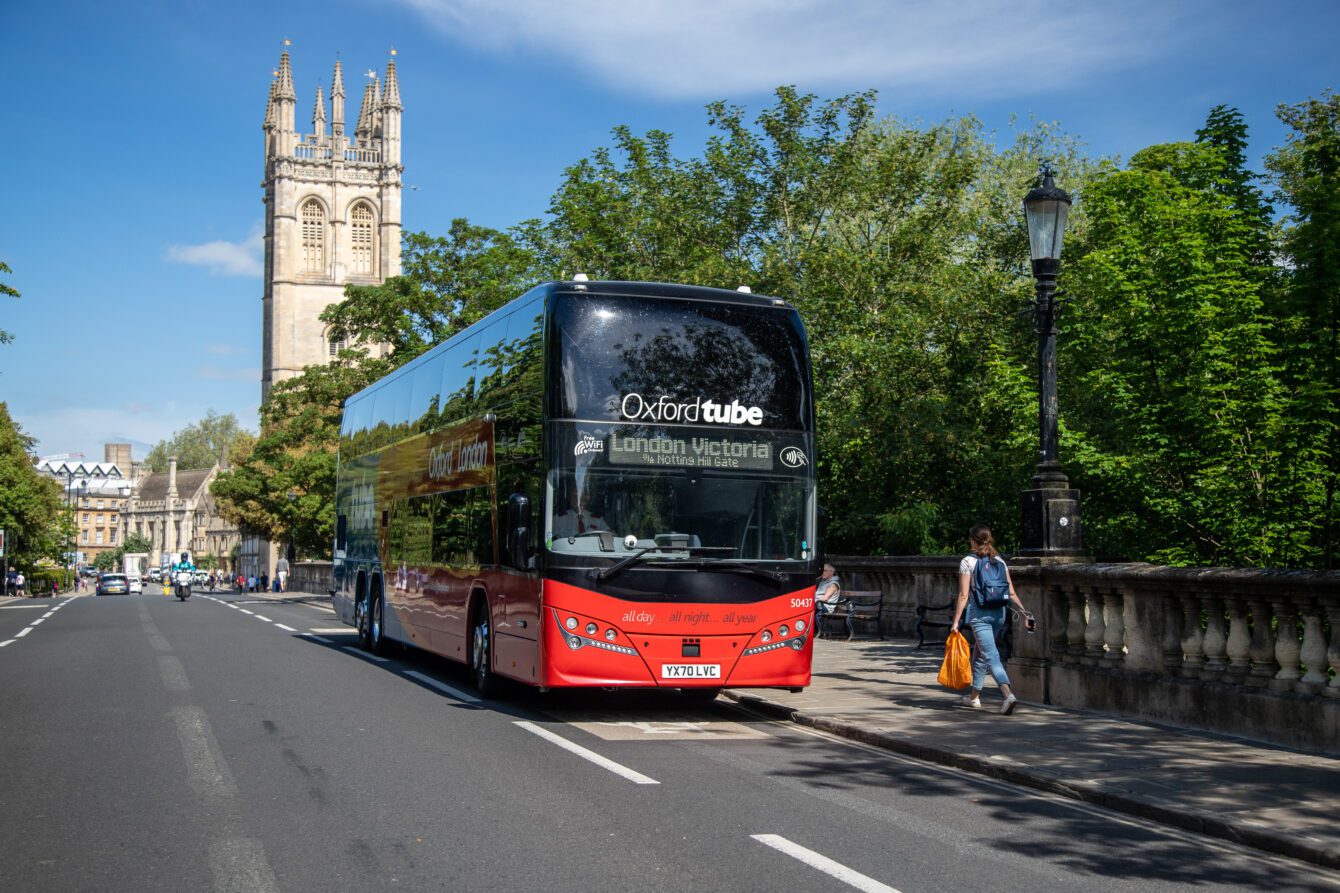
[814,563,842,616]
[553,490,608,539]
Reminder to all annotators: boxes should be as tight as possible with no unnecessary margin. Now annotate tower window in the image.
[301,200,326,273]
[350,202,376,275]
[329,336,347,358]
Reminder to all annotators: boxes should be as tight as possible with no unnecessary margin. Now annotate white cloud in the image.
[396,0,1197,100]
[165,224,263,277]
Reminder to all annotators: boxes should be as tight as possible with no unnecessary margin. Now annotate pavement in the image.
[724,635,1340,871]
[8,589,1337,869]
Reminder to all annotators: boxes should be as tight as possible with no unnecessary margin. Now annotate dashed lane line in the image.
[274,623,297,632]
[342,645,388,663]
[751,834,902,893]
[514,720,659,785]
[405,670,480,705]
[300,633,333,644]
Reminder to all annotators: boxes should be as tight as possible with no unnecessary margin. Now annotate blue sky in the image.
[1,0,1335,462]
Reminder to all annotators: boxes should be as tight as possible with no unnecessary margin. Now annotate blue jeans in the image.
[968,614,1010,690]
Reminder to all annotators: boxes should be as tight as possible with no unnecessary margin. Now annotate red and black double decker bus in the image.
[332,279,818,695]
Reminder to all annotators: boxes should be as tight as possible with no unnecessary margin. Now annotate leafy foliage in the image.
[0,403,70,569]
[0,260,17,347]
[220,88,1340,569]
[1266,91,1340,567]
[144,411,256,472]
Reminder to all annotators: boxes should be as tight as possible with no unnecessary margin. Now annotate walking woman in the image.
[949,525,1032,715]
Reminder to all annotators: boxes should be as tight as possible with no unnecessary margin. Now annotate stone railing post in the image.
[1161,591,1184,677]
[1101,588,1125,665]
[1083,586,1107,665]
[1065,587,1086,660]
[1200,594,1229,679]
[1246,596,1277,688]
[1224,595,1253,683]
[1180,594,1206,678]
[1271,601,1302,692]
[1297,599,1329,695]
[1324,596,1340,699]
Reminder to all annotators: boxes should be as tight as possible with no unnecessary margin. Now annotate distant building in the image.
[35,444,135,567]
[121,457,240,573]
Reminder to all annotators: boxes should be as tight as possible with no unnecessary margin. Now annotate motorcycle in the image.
[174,571,192,601]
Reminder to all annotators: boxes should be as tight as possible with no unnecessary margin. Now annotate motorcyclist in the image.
[171,552,196,597]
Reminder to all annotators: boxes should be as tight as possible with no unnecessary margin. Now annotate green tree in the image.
[0,403,70,570]
[217,221,546,556]
[546,89,1083,553]
[0,260,17,347]
[1266,92,1340,567]
[212,356,388,557]
[1064,141,1291,564]
[145,411,256,472]
[322,221,546,356]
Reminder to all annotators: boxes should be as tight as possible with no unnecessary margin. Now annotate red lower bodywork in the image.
[539,579,813,689]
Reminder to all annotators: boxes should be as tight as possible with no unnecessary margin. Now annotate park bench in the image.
[819,590,884,640]
[915,599,956,647]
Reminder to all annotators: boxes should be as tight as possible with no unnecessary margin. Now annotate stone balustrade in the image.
[344,147,382,163]
[290,561,333,596]
[830,556,1339,753]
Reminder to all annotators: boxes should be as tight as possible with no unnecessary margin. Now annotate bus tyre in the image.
[471,612,495,698]
[369,592,388,656]
[357,595,372,650]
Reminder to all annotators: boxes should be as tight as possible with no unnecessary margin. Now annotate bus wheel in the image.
[471,612,495,698]
[357,594,372,650]
[369,592,388,656]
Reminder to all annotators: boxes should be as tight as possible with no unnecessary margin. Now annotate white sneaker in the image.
[959,693,981,708]
[1000,694,1018,715]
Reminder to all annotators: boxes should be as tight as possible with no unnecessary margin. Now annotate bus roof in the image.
[342,280,796,408]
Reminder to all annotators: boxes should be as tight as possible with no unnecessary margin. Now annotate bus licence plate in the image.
[661,664,721,680]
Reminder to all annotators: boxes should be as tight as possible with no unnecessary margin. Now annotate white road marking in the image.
[342,645,387,663]
[159,655,191,693]
[751,834,902,893]
[172,706,238,800]
[514,721,660,785]
[0,605,47,610]
[253,615,271,622]
[274,623,297,632]
[42,611,55,618]
[209,837,280,893]
[310,627,351,634]
[30,618,44,626]
[300,633,333,644]
[0,639,15,647]
[238,609,254,615]
[405,670,480,704]
[15,627,32,638]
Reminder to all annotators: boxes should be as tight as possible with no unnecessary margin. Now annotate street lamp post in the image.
[1019,164,1083,557]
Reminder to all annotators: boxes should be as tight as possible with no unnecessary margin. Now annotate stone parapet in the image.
[827,556,1340,754]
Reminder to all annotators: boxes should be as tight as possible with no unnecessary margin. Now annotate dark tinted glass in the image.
[550,295,811,431]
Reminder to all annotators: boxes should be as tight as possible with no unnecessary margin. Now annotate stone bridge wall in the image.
[830,556,1339,754]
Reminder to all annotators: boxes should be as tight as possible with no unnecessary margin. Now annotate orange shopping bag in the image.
[937,630,972,689]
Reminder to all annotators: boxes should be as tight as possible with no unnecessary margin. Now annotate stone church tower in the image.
[261,47,403,401]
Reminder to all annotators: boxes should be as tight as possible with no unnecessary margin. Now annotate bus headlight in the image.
[565,617,578,631]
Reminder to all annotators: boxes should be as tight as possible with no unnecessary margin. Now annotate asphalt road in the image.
[1,591,1336,893]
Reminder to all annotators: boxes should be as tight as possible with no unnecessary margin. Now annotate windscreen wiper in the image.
[595,548,655,583]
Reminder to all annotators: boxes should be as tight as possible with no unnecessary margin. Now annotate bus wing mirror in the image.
[508,493,531,568]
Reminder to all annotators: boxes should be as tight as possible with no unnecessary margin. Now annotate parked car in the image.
[96,573,129,596]
[127,575,143,594]
[148,568,161,582]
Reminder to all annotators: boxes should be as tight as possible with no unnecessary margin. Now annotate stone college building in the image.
[241,45,406,580]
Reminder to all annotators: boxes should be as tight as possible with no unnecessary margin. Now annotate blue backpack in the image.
[971,556,1011,609]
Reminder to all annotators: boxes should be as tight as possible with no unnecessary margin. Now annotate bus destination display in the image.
[608,432,775,470]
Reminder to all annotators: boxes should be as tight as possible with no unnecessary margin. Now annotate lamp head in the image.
[1024,164,1072,273]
